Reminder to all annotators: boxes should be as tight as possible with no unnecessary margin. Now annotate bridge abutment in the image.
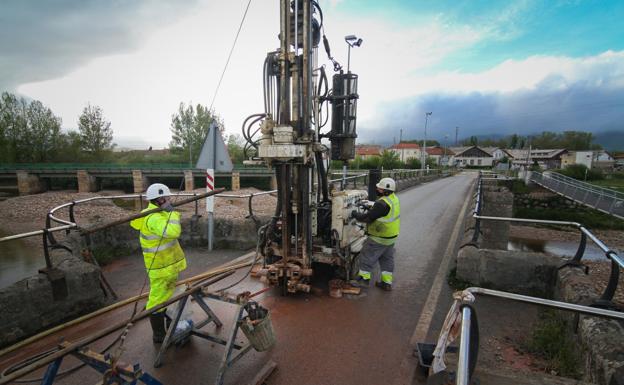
[232,172,240,191]
[77,170,98,193]
[132,170,150,193]
[16,171,46,195]
[184,170,194,191]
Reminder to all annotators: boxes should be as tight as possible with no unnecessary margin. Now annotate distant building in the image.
[449,146,493,167]
[507,149,567,170]
[561,151,593,169]
[355,145,382,160]
[481,147,513,162]
[592,150,615,171]
[388,142,421,163]
[426,146,455,166]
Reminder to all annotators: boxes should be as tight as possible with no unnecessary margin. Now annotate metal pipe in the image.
[0,225,75,243]
[82,189,225,235]
[467,287,624,320]
[456,306,472,385]
[0,271,236,385]
[0,252,256,359]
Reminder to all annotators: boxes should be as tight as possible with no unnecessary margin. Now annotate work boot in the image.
[375,281,392,291]
[149,312,167,343]
[351,276,370,288]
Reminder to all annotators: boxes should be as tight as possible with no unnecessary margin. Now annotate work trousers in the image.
[146,272,178,311]
[358,238,395,279]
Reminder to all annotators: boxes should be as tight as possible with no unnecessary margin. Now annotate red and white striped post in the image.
[206,168,215,250]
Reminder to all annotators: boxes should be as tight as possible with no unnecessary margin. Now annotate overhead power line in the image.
[209,0,253,112]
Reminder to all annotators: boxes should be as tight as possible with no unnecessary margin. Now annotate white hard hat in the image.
[376,177,396,192]
[146,183,171,200]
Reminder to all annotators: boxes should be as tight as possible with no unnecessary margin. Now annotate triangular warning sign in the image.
[195,122,234,172]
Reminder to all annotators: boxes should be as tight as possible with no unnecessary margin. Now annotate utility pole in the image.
[455,126,459,146]
[422,112,432,168]
[399,128,403,143]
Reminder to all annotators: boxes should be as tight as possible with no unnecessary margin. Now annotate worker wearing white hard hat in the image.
[130,183,187,342]
[350,177,401,291]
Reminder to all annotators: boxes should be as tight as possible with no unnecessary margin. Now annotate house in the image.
[449,146,493,167]
[355,145,382,160]
[426,146,455,166]
[592,150,615,171]
[481,147,513,163]
[388,142,421,163]
[507,149,567,170]
[613,152,624,170]
[561,151,593,169]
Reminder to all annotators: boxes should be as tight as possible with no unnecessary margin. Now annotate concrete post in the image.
[481,182,513,250]
[132,170,150,193]
[270,174,278,190]
[16,171,46,195]
[184,170,195,191]
[232,172,240,191]
[77,170,98,193]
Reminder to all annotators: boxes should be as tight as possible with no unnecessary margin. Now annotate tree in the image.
[226,134,245,164]
[78,104,113,153]
[380,150,402,169]
[27,100,63,162]
[170,102,224,166]
[405,157,422,169]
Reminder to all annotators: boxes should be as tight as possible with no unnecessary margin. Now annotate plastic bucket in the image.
[240,311,276,352]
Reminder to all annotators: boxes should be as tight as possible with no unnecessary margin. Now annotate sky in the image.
[1,0,623,149]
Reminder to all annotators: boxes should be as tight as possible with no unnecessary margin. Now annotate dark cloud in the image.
[0,0,198,90]
[358,81,624,144]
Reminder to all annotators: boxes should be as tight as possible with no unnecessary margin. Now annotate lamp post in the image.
[345,35,363,73]
[422,112,432,168]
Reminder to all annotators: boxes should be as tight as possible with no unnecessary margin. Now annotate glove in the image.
[350,210,357,219]
[162,202,174,212]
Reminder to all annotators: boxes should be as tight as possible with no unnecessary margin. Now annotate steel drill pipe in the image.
[0,270,235,385]
[0,252,256,359]
[81,188,225,235]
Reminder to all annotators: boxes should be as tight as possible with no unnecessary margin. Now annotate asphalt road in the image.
[0,172,476,385]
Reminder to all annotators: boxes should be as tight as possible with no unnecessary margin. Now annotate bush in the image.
[559,164,603,181]
[514,206,624,230]
[528,310,580,378]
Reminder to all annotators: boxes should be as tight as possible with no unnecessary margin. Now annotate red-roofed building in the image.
[388,142,421,162]
[355,145,382,160]
[426,146,455,165]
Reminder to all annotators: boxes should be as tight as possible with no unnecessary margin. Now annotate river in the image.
[0,230,44,289]
[508,236,610,261]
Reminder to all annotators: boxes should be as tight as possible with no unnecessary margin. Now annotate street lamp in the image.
[422,112,432,168]
[345,35,363,73]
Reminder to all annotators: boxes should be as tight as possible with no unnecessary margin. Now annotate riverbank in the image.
[510,224,624,306]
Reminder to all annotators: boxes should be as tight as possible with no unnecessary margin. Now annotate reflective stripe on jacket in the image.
[367,193,401,245]
[130,203,187,278]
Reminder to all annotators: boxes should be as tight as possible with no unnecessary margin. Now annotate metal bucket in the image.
[240,311,276,352]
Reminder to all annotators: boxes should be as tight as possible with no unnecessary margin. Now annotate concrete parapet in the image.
[132,170,150,193]
[0,252,107,348]
[16,171,46,195]
[555,267,624,385]
[456,247,562,296]
[77,170,98,193]
[481,185,513,250]
[232,172,240,191]
[184,170,194,191]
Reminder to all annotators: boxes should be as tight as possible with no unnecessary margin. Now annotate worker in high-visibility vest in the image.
[351,177,401,291]
[130,183,187,343]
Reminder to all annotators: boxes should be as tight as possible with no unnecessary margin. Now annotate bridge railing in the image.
[444,171,624,385]
[439,288,624,385]
[529,171,624,219]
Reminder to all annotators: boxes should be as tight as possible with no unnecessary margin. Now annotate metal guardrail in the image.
[450,288,624,385]
[446,171,624,385]
[530,171,624,220]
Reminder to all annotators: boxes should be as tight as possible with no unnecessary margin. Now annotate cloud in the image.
[0,0,199,90]
[357,51,624,143]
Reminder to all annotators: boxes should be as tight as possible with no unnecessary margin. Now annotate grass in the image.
[514,206,624,230]
[590,178,624,194]
[527,310,581,378]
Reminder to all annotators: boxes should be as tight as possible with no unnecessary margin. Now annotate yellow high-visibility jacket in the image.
[367,193,401,245]
[130,203,187,278]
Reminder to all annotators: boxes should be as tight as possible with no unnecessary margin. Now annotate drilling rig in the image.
[242,0,370,294]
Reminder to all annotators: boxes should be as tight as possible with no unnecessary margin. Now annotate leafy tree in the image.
[0,92,28,162]
[380,150,402,169]
[509,134,519,149]
[27,100,63,162]
[169,102,224,166]
[226,134,245,164]
[78,104,113,153]
[405,157,422,169]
